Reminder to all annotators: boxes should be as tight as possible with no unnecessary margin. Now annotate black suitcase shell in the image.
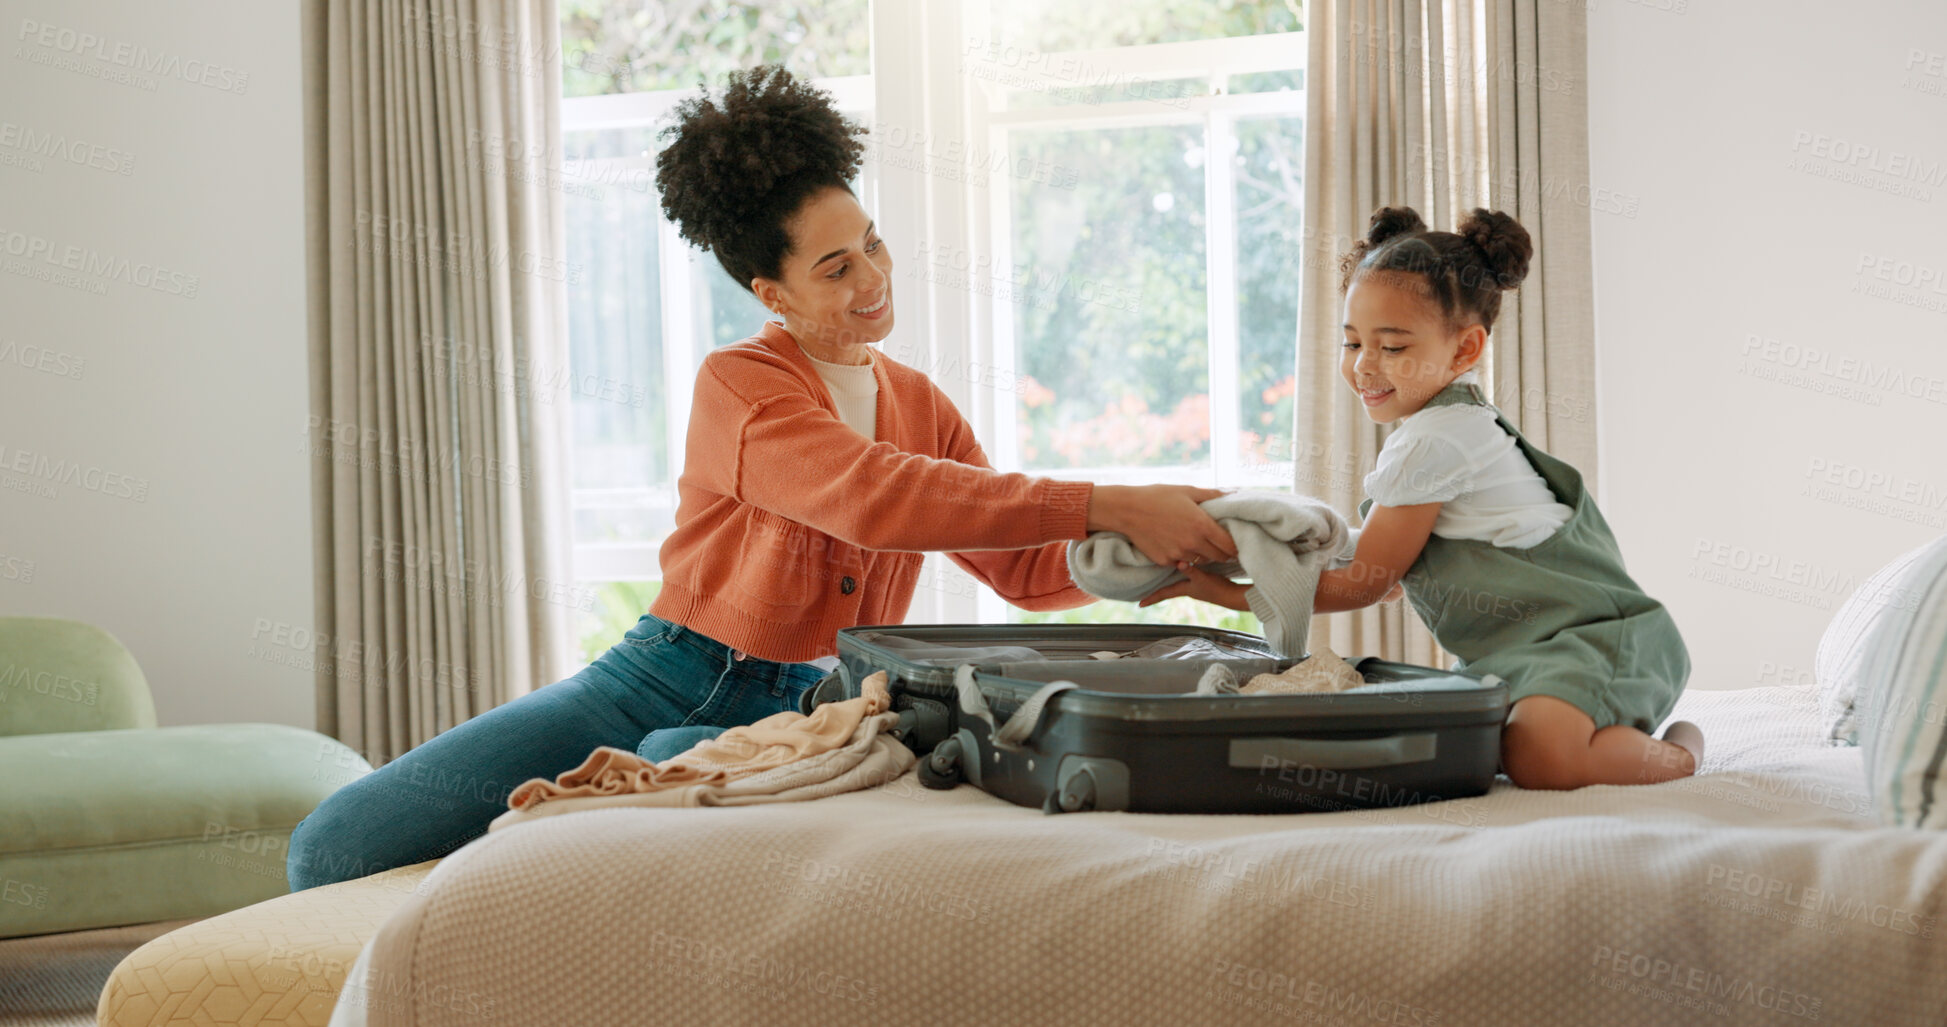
[802,623,1509,815]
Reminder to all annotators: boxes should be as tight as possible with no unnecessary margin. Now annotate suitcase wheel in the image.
[798,667,851,716]
[1044,765,1098,814]
[917,735,964,790]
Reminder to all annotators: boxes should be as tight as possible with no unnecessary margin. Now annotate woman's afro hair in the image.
[1337,205,1533,333]
[654,65,867,292]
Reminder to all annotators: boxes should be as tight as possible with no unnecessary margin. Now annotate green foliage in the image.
[559,0,869,98]
[575,580,664,663]
[1235,114,1305,465]
[559,2,1301,99]
[1011,123,1211,470]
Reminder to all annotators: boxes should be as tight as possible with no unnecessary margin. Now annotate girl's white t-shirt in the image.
[1362,369,1574,549]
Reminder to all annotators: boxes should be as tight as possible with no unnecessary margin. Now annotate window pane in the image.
[984,1,1299,52]
[1233,114,1304,482]
[1228,69,1304,95]
[1010,123,1207,471]
[692,250,774,364]
[995,75,1211,113]
[564,128,667,546]
[561,0,870,98]
[563,124,658,161]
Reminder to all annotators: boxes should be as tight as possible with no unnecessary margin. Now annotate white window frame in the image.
[559,3,1303,629]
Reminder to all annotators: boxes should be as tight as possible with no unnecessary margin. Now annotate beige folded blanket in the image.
[493,671,912,823]
[1241,645,1366,695]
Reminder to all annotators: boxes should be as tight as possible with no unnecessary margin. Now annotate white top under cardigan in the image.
[1362,369,1574,549]
[794,342,879,674]
[799,343,879,440]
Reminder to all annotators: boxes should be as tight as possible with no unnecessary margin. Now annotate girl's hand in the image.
[1137,563,1251,611]
[1313,501,1440,613]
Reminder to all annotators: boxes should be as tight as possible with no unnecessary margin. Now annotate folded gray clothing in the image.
[1066,490,1354,658]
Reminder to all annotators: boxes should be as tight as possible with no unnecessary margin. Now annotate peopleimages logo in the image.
[0,121,135,174]
[0,443,149,502]
[1852,252,1947,315]
[1740,333,1947,406]
[1790,130,1947,186]
[1856,252,1947,293]
[0,227,198,297]
[1704,863,1936,938]
[14,19,250,94]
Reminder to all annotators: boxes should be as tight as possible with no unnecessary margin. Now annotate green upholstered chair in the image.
[0,617,371,938]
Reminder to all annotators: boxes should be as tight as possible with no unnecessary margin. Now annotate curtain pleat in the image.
[306,0,573,764]
[1296,0,1596,668]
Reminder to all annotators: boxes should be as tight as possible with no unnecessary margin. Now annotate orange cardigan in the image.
[649,321,1095,662]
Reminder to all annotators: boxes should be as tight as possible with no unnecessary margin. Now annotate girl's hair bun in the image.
[1338,203,1534,333]
[1367,206,1428,247]
[1456,207,1532,289]
[1337,206,1429,290]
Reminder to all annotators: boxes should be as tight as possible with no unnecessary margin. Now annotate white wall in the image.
[0,2,313,728]
[1588,0,1947,692]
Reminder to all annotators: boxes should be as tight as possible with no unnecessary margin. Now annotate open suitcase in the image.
[800,624,1509,814]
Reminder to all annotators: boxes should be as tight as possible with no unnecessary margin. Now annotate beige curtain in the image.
[302,0,576,763]
[1296,0,1597,667]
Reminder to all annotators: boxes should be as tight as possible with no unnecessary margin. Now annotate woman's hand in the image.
[1137,563,1251,611]
[1086,484,1236,568]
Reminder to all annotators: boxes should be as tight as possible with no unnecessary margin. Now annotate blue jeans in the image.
[285,613,828,891]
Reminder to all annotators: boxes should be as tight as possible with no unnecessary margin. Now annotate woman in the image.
[285,65,1233,890]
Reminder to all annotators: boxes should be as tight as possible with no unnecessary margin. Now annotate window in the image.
[954,4,1305,628]
[559,2,1304,660]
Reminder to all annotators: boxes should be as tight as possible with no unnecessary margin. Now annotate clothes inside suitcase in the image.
[802,624,1509,815]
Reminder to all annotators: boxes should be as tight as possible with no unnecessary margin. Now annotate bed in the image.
[316,681,1947,1027]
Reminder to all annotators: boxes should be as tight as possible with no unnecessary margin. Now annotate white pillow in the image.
[1849,535,1947,827]
[1818,537,1947,745]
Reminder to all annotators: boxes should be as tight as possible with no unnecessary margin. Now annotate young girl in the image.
[1144,205,1704,790]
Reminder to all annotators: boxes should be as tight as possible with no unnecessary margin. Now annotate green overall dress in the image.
[1357,378,1690,732]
